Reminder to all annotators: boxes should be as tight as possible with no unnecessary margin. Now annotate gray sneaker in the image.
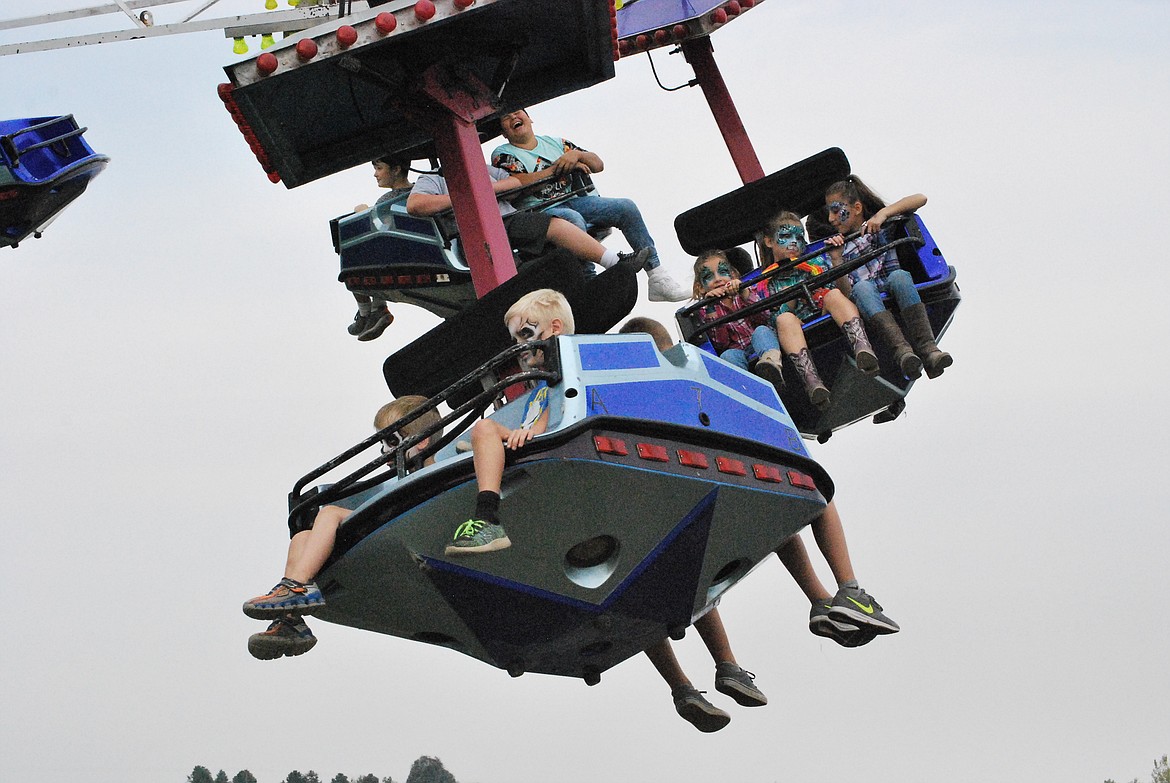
[358,307,394,341]
[445,519,512,555]
[809,601,878,648]
[828,585,900,634]
[715,662,767,707]
[672,685,731,732]
[248,614,317,660]
[347,309,371,336]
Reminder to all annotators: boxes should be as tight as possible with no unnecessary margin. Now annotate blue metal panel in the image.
[578,340,661,371]
[584,378,804,455]
[914,215,948,280]
[700,352,783,411]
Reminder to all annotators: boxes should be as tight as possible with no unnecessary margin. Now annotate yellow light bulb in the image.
[233,37,248,55]
[265,0,277,9]
[261,33,276,49]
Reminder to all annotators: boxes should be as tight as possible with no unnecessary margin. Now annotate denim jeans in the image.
[545,194,661,270]
[851,269,920,320]
[719,325,781,370]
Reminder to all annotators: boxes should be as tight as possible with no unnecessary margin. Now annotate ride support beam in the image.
[420,66,517,296]
[681,36,764,185]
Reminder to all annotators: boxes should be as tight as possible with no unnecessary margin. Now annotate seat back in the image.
[384,249,637,400]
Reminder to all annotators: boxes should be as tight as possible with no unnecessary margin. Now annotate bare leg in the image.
[644,639,692,690]
[811,500,855,587]
[822,288,860,326]
[471,418,511,494]
[546,216,607,265]
[775,533,833,602]
[285,505,349,584]
[774,311,810,353]
[694,609,736,665]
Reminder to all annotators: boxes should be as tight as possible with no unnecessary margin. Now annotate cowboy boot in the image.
[901,303,952,379]
[841,317,879,376]
[867,310,922,380]
[788,348,830,410]
[752,349,786,392]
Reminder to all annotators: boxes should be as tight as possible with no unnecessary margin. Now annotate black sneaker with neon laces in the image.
[444,518,511,555]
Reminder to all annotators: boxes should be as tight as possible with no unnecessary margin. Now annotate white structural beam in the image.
[0,5,336,56]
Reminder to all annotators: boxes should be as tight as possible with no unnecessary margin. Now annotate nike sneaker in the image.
[827,585,900,634]
[810,601,879,647]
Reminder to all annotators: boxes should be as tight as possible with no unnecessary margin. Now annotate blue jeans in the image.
[719,325,781,370]
[544,194,661,270]
[851,269,920,320]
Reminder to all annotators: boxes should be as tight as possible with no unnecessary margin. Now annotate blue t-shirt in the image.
[520,382,550,430]
[491,135,585,208]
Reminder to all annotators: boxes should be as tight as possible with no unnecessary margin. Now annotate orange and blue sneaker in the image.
[444,519,511,555]
[242,578,325,619]
[248,613,317,660]
[827,585,900,634]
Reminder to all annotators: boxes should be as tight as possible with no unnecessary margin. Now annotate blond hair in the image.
[373,395,443,439]
[504,288,575,335]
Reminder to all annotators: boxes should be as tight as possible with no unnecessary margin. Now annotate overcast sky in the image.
[2,2,1168,782]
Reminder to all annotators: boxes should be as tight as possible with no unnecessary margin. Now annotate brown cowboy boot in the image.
[841,317,879,376]
[867,310,922,380]
[788,348,830,410]
[901,303,952,379]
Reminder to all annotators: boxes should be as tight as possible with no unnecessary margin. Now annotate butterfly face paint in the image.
[773,224,807,258]
[699,259,736,293]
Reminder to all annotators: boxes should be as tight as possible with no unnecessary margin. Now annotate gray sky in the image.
[2,2,1167,782]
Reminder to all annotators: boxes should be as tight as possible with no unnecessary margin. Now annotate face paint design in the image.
[827,200,853,226]
[511,319,543,344]
[699,260,735,292]
[510,317,550,368]
[773,224,807,257]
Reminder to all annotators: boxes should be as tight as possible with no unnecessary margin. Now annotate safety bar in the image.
[287,336,562,525]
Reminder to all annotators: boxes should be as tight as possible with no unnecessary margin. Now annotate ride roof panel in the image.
[221,0,618,188]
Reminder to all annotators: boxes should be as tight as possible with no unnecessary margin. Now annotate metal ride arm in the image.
[287,337,562,528]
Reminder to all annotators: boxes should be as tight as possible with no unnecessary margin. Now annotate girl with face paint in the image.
[824,176,951,381]
[757,211,879,395]
[690,249,832,407]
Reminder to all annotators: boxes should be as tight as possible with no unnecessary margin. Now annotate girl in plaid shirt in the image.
[691,249,832,409]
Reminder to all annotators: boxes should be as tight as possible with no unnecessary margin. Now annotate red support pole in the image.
[430,115,517,297]
[681,36,765,185]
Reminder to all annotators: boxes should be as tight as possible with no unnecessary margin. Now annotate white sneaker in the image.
[646,265,690,302]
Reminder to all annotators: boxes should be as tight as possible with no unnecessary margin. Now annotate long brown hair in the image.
[825,175,886,219]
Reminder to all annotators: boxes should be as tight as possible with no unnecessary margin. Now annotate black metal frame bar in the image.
[287,336,563,526]
[679,218,924,344]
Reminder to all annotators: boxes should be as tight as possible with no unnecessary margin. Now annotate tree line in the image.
[188,754,459,783]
